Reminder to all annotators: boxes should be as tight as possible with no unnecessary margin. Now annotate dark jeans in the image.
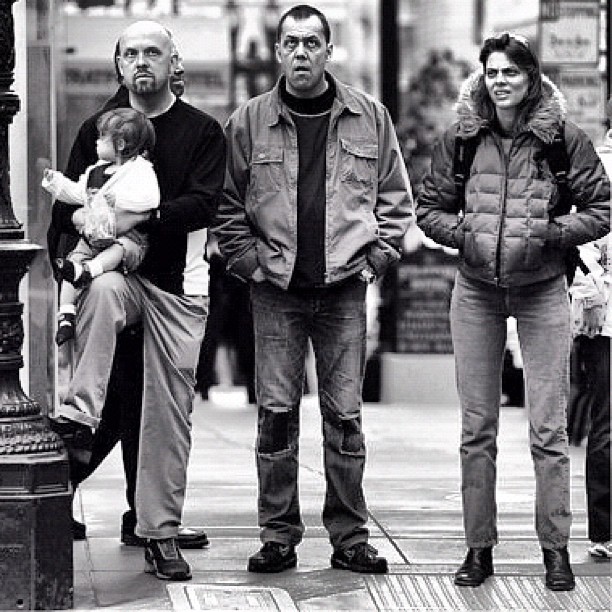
[576,335,611,543]
[251,279,369,551]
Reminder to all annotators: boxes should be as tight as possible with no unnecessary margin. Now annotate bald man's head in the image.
[116,20,176,97]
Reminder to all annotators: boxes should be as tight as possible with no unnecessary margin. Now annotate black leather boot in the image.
[543,547,575,591]
[454,547,494,587]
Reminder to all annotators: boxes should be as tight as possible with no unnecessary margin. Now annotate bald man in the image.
[47,21,226,580]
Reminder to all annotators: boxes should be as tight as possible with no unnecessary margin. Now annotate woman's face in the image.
[485,51,529,115]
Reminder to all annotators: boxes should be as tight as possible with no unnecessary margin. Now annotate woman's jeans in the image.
[250,279,369,551]
[450,272,572,550]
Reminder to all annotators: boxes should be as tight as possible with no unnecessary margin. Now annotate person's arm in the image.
[366,105,414,278]
[47,118,99,270]
[546,122,611,249]
[42,168,90,205]
[416,126,467,249]
[213,110,261,281]
[144,119,226,236]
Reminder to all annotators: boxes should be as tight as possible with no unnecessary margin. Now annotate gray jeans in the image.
[59,272,207,538]
[251,279,369,551]
[450,272,572,549]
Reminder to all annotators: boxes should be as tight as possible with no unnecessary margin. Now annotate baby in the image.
[43,107,159,344]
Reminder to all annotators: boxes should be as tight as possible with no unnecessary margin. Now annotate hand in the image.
[251,267,265,283]
[104,192,116,208]
[581,304,605,337]
[114,209,151,235]
[43,168,54,182]
[72,208,87,234]
[359,267,376,284]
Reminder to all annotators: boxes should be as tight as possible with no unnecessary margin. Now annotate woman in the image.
[417,33,610,591]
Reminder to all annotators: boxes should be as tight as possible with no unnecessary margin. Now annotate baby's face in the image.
[96,133,116,162]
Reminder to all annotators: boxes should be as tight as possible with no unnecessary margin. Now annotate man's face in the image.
[275,15,332,98]
[117,24,174,96]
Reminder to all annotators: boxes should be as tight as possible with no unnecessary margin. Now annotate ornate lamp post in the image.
[0,1,72,609]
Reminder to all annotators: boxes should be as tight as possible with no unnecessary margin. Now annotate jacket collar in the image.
[266,72,362,126]
[454,69,567,144]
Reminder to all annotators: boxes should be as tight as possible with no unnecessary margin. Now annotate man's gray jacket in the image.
[214,73,413,289]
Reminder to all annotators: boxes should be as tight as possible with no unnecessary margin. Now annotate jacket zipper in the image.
[494,135,512,285]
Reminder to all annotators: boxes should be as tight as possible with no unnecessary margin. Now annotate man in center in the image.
[215,4,413,574]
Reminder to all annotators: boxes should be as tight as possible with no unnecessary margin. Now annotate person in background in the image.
[568,97,612,559]
[215,4,413,575]
[417,33,609,591]
[46,20,226,580]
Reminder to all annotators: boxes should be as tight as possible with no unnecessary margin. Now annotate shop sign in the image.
[540,1,600,65]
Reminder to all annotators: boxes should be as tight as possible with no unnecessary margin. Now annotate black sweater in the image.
[47,94,226,295]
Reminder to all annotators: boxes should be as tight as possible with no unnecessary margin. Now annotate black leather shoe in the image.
[543,547,575,591]
[454,547,494,587]
[331,542,388,574]
[247,542,297,573]
[144,538,192,581]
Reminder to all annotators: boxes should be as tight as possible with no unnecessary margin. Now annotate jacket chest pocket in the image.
[339,138,378,192]
[248,146,284,203]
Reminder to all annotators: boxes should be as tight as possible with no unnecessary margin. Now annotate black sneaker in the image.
[144,538,192,581]
[331,542,388,574]
[56,258,92,288]
[55,312,76,346]
[247,542,297,573]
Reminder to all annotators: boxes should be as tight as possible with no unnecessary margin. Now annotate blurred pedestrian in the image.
[46,20,226,581]
[195,235,256,404]
[417,32,610,591]
[215,4,413,575]
[568,98,612,559]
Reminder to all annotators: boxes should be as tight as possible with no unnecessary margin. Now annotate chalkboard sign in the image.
[394,246,458,354]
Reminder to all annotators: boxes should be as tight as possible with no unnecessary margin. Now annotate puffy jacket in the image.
[215,73,414,289]
[417,72,610,287]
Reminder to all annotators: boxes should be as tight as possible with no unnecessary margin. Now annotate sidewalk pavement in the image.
[73,388,611,611]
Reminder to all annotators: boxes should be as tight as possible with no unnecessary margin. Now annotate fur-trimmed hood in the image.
[454,69,567,144]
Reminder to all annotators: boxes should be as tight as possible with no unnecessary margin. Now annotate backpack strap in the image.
[545,123,573,217]
[453,134,479,212]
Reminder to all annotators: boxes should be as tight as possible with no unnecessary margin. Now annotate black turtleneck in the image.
[281,76,336,290]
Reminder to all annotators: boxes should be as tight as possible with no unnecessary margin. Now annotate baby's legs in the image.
[55,243,125,346]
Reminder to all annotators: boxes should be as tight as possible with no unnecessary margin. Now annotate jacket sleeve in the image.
[416,127,465,249]
[549,122,610,248]
[42,169,88,205]
[366,105,414,277]
[47,119,99,272]
[213,110,260,281]
[146,119,226,235]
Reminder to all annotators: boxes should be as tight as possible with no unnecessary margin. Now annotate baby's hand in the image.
[104,192,116,208]
[42,168,56,188]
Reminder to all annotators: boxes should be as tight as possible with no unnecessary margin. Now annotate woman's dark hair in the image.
[473,32,542,132]
[96,108,156,160]
[276,4,331,43]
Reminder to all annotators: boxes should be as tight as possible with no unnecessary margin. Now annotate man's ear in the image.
[326,43,333,61]
[275,42,282,64]
[116,138,126,153]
